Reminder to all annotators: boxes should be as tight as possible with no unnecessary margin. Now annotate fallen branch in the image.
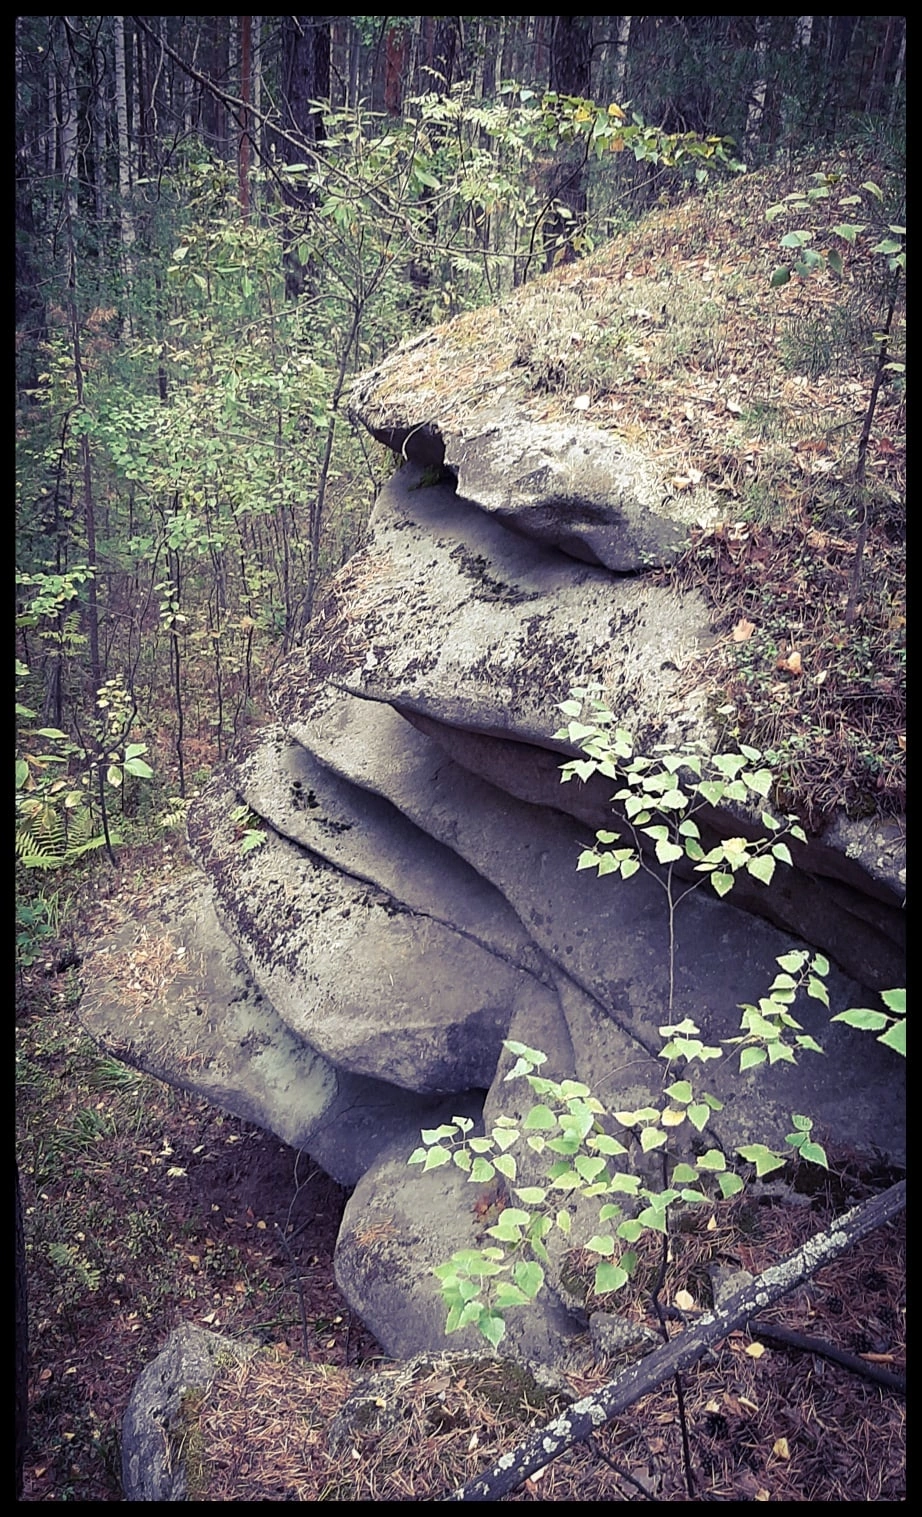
[444,1179,905,1501]
[750,1319,905,1395]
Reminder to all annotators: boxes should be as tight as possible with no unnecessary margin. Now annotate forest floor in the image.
[16,839,905,1502]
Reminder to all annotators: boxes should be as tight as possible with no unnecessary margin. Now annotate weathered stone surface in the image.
[273,462,903,989]
[188,773,557,1095]
[398,709,905,990]
[443,407,692,571]
[279,462,715,753]
[347,335,710,572]
[235,722,549,982]
[79,872,486,1187]
[121,1323,254,1501]
[334,1136,590,1380]
[287,685,906,1163]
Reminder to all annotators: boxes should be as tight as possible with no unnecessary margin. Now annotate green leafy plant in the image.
[411,1027,828,1346]
[412,689,903,1345]
[767,173,905,286]
[554,686,807,1011]
[47,1240,102,1296]
[17,666,154,875]
[16,890,61,969]
[831,986,905,1058]
[229,803,267,855]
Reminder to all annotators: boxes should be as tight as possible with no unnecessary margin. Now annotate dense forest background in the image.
[15,15,906,961]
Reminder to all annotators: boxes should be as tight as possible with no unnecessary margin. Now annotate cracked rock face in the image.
[84,343,904,1384]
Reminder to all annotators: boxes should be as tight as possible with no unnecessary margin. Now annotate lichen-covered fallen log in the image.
[444,1179,906,1502]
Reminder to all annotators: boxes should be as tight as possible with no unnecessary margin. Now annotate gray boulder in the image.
[79,871,484,1188]
[85,234,903,1392]
[121,1323,254,1501]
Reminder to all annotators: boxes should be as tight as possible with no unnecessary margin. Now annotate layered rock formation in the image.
[81,270,904,1381]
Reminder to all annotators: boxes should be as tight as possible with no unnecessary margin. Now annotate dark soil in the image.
[16,962,382,1503]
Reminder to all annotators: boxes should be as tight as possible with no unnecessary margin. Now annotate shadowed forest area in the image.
[17,16,904,1501]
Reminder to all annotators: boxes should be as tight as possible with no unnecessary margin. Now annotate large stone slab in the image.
[79,871,484,1187]
[347,328,708,571]
[275,461,715,753]
[397,709,905,991]
[188,775,559,1095]
[442,408,690,570]
[290,688,905,1164]
[234,722,549,982]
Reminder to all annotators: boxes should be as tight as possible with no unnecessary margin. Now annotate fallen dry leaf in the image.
[773,1436,791,1459]
[732,617,756,641]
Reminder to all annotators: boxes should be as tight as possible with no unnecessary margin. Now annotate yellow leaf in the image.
[755,1490,771,1501]
[773,1436,790,1460]
[707,1215,717,1231]
[661,1107,686,1126]
[675,1289,696,1311]
[745,1341,766,1358]
[739,1395,760,1411]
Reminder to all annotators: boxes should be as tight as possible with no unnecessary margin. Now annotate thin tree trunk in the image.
[238,16,252,219]
[746,19,770,151]
[845,285,899,625]
[613,15,632,98]
[251,14,262,194]
[61,19,102,702]
[114,17,136,330]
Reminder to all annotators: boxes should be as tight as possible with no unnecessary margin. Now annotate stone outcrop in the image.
[81,264,904,1386]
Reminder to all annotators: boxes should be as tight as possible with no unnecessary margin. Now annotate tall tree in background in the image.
[238,15,252,220]
[114,16,135,325]
[270,15,331,298]
[541,16,593,269]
